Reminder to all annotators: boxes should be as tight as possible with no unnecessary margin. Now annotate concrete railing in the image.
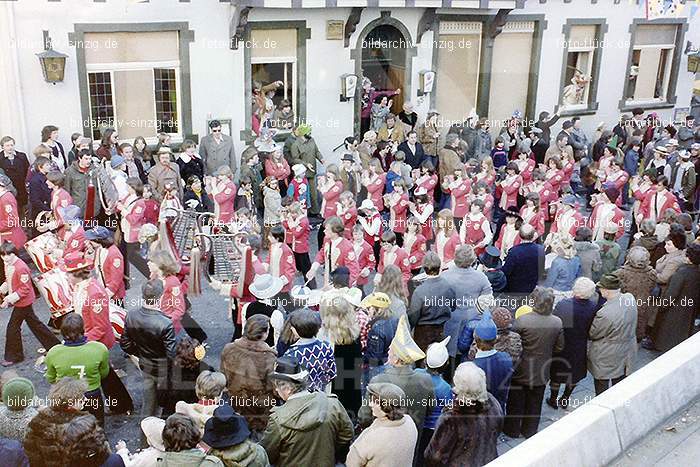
[488,332,700,467]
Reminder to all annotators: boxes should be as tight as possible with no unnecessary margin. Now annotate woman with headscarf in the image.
[424,362,503,467]
[617,246,658,342]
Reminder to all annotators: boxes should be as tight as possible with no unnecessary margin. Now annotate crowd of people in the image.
[0,87,699,467]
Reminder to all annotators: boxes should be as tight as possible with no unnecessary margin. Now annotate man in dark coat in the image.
[27,156,52,222]
[651,244,700,352]
[0,136,30,214]
[397,131,425,170]
[501,224,545,294]
[503,287,564,439]
[534,110,560,147]
[529,127,548,165]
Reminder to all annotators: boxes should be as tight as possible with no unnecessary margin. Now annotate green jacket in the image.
[290,137,323,178]
[157,449,224,466]
[45,341,109,391]
[210,440,269,467]
[260,391,354,467]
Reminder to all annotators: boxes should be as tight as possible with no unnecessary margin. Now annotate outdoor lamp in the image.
[685,41,700,74]
[418,70,435,96]
[340,73,358,102]
[36,31,68,84]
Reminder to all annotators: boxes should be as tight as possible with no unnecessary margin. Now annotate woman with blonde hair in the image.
[544,233,581,297]
[433,208,462,269]
[375,264,408,318]
[362,158,387,212]
[425,362,503,466]
[320,296,363,418]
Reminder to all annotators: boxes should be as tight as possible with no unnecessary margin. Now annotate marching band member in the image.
[545,156,565,194]
[148,250,186,335]
[119,178,150,280]
[337,191,358,239]
[433,209,461,269]
[474,157,496,188]
[142,184,161,225]
[287,164,310,213]
[207,165,237,226]
[307,216,360,287]
[414,160,438,206]
[520,192,546,239]
[374,231,411,285]
[602,160,629,206]
[630,171,655,228]
[515,149,536,184]
[357,199,383,263]
[497,162,522,212]
[0,175,27,249]
[46,170,73,235]
[352,224,376,290]
[471,181,495,222]
[522,169,557,221]
[85,227,126,307]
[362,159,386,212]
[266,225,297,304]
[385,179,410,245]
[639,175,681,224]
[64,252,114,349]
[319,166,344,220]
[546,194,585,246]
[1,241,60,367]
[460,199,493,256]
[495,207,522,260]
[442,167,471,229]
[60,204,87,258]
[561,151,576,186]
[283,201,312,285]
[408,187,434,242]
[589,188,625,242]
[403,217,427,275]
[596,145,617,183]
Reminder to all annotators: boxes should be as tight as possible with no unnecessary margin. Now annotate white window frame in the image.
[560,46,595,112]
[625,44,676,106]
[251,56,298,124]
[86,60,183,144]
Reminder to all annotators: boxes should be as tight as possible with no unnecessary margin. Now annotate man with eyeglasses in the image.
[200,120,237,178]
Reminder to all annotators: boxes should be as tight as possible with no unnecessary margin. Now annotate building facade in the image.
[1,0,698,167]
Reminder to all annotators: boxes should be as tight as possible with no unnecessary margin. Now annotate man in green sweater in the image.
[45,313,110,425]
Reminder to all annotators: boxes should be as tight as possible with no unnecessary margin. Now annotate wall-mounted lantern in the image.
[36,30,68,84]
[340,73,358,102]
[418,70,435,96]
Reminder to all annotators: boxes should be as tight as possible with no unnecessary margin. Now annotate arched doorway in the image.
[361,24,406,116]
[352,15,416,135]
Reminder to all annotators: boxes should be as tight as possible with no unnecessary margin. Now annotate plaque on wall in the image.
[327,20,344,40]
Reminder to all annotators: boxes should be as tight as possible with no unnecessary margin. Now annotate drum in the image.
[109,302,127,339]
[35,269,73,319]
[25,232,61,273]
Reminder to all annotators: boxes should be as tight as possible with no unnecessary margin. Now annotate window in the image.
[250,28,298,131]
[87,72,115,140]
[560,24,599,111]
[84,31,182,140]
[625,24,678,104]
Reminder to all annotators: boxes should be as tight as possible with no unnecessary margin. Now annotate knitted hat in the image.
[492,307,513,330]
[2,377,35,410]
[297,123,312,137]
[292,164,307,177]
[367,382,406,407]
[474,311,498,341]
[110,154,126,169]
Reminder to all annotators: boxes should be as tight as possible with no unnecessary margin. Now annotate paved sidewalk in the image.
[611,398,700,467]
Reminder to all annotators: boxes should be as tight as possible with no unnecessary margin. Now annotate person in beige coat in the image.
[438,134,463,184]
[588,273,638,396]
[346,382,417,467]
[148,147,184,201]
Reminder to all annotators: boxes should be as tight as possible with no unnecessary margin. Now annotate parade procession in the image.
[1,0,700,466]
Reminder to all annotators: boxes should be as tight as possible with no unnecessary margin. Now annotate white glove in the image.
[186,199,199,209]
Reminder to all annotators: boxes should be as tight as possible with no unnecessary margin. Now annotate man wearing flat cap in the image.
[261,355,353,467]
[587,273,638,396]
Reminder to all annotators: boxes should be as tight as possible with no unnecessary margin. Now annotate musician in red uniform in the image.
[64,252,114,349]
[443,168,471,228]
[208,165,237,226]
[433,209,462,269]
[46,170,74,236]
[142,184,161,225]
[357,199,383,264]
[283,201,313,287]
[385,179,410,245]
[0,175,27,249]
[60,204,87,258]
[308,216,360,286]
[337,191,358,239]
[119,178,150,280]
[460,199,493,256]
[318,168,343,220]
[403,217,427,274]
[409,187,434,242]
[495,207,522,260]
[266,225,297,306]
[520,192,546,239]
[148,250,186,335]
[546,194,586,247]
[375,231,412,285]
[640,175,681,223]
[85,226,126,307]
[1,242,60,366]
[589,188,626,242]
[352,224,376,288]
[497,162,522,212]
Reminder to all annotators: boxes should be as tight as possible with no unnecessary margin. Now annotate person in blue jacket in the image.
[472,311,514,412]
